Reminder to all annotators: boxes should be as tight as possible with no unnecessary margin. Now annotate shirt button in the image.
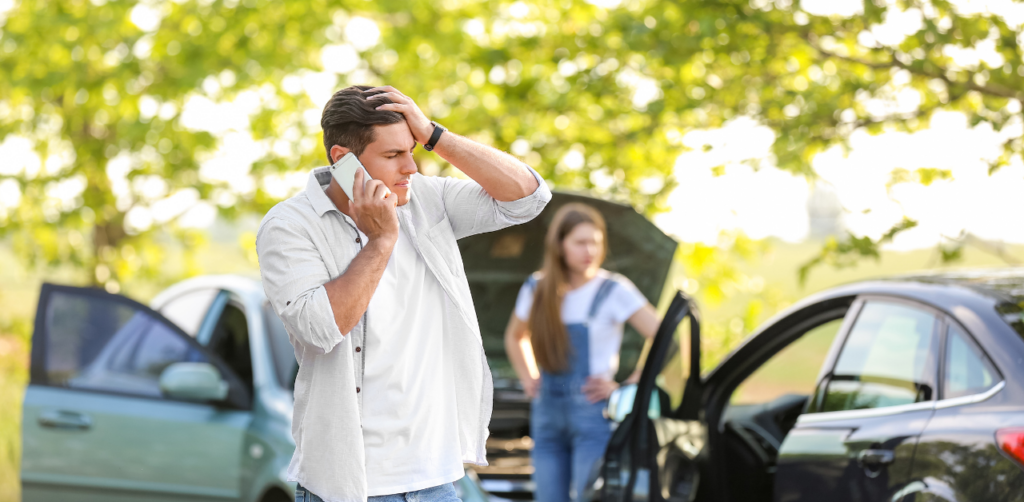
[355,347,361,352]
[355,236,361,243]
[356,387,361,393]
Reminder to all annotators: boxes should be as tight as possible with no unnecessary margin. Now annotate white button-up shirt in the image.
[255,165,551,502]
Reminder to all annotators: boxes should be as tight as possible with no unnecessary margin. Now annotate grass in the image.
[730,318,841,404]
[0,333,27,502]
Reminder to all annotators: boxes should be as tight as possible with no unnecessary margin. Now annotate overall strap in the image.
[525,274,539,291]
[587,277,618,321]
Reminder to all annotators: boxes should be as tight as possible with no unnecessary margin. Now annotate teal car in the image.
[20,275,491,502]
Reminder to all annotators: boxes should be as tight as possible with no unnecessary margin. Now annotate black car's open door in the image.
[596,292,707,502]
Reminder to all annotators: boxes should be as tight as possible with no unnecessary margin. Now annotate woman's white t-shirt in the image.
[514,269,648,380]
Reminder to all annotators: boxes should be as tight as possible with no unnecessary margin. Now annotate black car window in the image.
[655,321,687,414]
[819,301,938,412]
[264,302,297,389]
[943,324,998,399]
[731,318,843,405]
[45,290,209,398]
[637,311,701,417]
[206,303,253,396]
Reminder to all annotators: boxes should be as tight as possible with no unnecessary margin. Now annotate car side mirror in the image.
[159,362,229,402]
[605,383,661,423]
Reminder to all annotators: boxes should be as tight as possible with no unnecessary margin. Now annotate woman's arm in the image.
[622,304,660,384]
[629,304,660,339]
[582,302,662,401]
[503,314,541,398]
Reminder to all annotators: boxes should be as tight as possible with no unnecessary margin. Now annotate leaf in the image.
[915,168,953,186]
[799,218,918,285]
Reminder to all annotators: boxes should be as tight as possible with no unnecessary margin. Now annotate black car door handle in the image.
[38,410,92,430]
[857,449,894,467]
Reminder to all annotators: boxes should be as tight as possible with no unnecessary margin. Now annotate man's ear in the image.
[330,144,351,164]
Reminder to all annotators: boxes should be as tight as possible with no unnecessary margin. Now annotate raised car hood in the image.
[457,191,678,381]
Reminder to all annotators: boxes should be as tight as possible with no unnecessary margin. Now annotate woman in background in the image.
[504,203,660,502]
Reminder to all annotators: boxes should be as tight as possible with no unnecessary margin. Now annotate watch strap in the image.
[424,122,447,151]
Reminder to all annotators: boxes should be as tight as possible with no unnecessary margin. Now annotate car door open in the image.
[21,283,252,502]
[596,291,705,502]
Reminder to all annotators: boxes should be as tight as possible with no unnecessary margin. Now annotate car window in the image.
[264,302,297,389]
[818,301,938,412]
[654,321,686,413]
[636,311,700,417]
[45,290,209,398]
[158,288,219,337]
[206,302,253,395]
[944,324,998,399]
[731,318,843,405]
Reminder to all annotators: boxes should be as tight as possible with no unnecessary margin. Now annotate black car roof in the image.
[771,268,1024,327]
[878,268,1024,305]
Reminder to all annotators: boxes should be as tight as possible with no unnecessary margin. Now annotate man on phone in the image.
[256,85,551,502]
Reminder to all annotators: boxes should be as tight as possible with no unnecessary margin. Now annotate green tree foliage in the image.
[798,216,918,284]
[0,0,1021,290]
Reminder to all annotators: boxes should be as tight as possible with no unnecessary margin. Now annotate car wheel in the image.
[261,488,293,502]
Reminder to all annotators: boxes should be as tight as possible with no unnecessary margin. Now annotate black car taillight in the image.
[996,428,1024,467]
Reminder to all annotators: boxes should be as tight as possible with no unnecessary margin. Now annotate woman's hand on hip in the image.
[521,376,540,399]
[582,376,619,404]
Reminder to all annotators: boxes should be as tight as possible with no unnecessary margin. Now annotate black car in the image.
[597,269,1024,502]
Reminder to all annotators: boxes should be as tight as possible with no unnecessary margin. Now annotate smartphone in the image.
[330,152,373,201]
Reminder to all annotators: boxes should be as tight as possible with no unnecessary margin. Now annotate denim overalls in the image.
[527,276,618,502]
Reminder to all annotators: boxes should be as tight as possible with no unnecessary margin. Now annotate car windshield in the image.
[263,302,298,389]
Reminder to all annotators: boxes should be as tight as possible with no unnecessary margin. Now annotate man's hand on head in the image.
[361,84,540,202]
[365,86,434,145]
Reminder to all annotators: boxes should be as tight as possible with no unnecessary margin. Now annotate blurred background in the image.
[1,0,1023,499]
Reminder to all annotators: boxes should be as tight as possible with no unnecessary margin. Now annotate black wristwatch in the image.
[423,121,447,152]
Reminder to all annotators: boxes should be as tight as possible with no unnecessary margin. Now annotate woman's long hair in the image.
[529,203,607,373]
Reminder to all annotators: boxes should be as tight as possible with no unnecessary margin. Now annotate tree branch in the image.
[942,232,1022,266]
[805,36,1024,102]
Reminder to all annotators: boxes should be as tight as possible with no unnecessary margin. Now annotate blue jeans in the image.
[525,276,618,502]
[295,482,462,502]
[530,380,613,502]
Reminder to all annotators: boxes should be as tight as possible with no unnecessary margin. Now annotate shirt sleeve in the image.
[426,164,552,240]
[513,279,536,321]
[607,275,648,324]
[256,216,347,355]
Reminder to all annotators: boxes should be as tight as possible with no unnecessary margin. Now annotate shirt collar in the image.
[306,166,338,217]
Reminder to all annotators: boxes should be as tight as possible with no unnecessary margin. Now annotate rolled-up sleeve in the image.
[256,217,346,354]
[438,164,552,240]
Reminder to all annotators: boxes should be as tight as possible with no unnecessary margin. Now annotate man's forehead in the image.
[369,123,416,152]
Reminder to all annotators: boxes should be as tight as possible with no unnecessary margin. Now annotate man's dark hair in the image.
[321,85,404,163]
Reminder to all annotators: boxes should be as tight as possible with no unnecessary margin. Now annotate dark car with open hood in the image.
[458,191,678,497]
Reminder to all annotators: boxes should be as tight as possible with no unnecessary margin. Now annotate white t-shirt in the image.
[514,269,647,380]
[360,227,464,495]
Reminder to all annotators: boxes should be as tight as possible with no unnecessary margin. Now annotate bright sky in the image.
[655,112,1024,248]
[2,0,1023,250]
[658,0,1024,248]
